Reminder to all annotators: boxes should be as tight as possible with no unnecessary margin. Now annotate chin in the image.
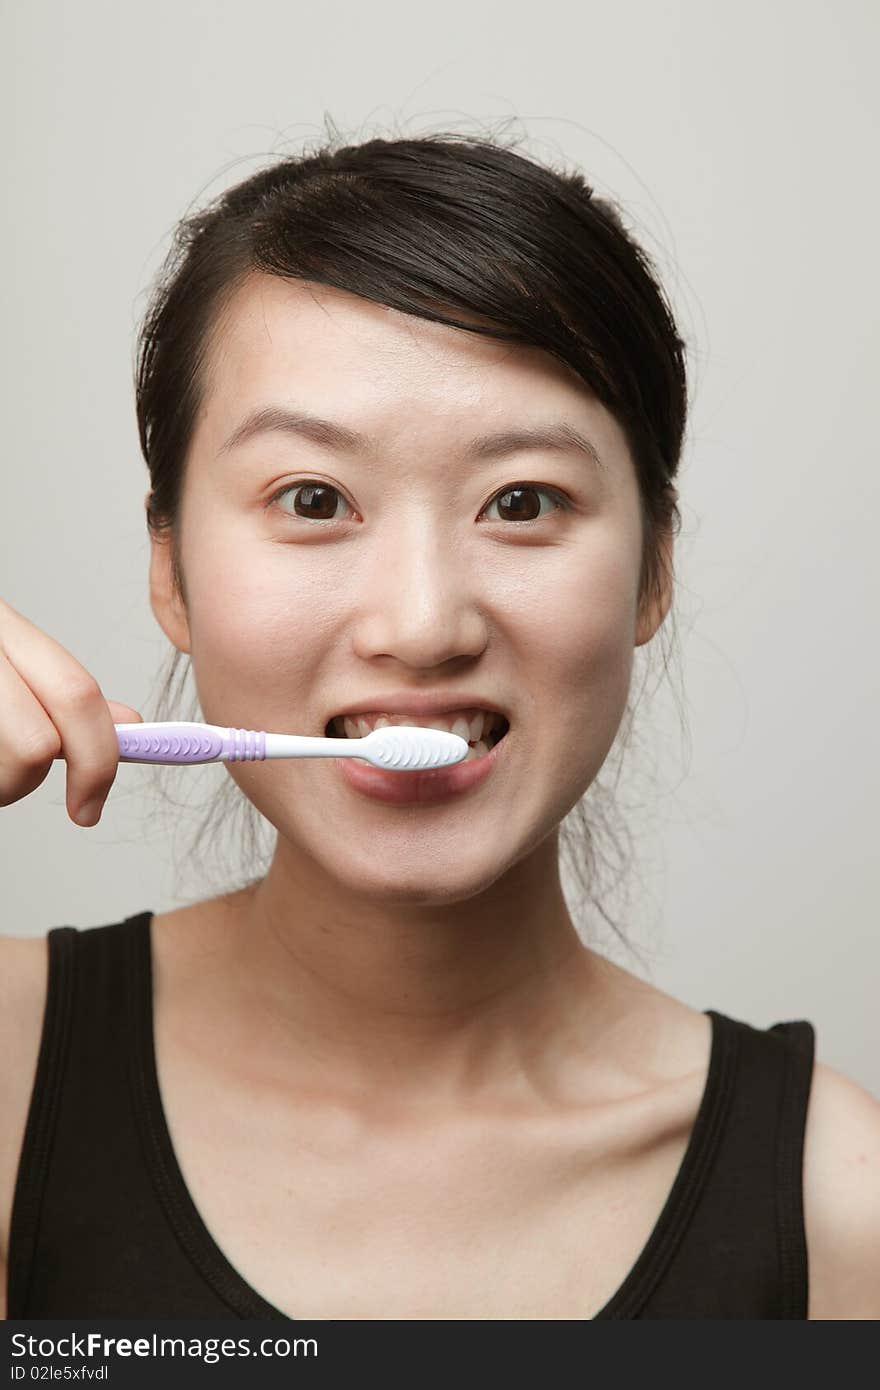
[299,834,514,907]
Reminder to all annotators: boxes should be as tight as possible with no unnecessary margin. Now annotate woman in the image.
[1,132,877,1320]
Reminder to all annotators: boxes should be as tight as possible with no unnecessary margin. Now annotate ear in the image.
[146,492,192,655]
[634,522,674,648]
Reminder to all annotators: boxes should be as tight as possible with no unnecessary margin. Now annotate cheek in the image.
[183,506,350,645]
[514,540,639,703]
[180,535,343,726]
[511,541,639,812]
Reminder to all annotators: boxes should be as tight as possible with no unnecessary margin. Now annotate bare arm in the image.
[803,1058,880,1319]
[0,933,49,1320]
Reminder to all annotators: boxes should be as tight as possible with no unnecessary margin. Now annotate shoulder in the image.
[0,932,51,1259]
[0,933,50,1069]
[802,1056,880,1319]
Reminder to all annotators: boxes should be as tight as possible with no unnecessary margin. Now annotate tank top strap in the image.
[6,925,78,1314]
[631,1008,815,1319]
[767,1017,816,1318]
[6,914,153,1318]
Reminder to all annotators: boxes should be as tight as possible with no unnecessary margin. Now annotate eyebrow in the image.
[218,405,606,475]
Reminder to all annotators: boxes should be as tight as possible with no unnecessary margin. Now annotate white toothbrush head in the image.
[359,725,469,770]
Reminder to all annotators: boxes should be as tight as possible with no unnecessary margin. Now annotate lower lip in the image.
[333,731,509,805]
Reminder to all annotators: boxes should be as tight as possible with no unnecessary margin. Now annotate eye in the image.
[266,480,353,522]
[265,479,571,525]
[481,484,570,523]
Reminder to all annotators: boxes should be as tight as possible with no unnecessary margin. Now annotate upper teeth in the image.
[333,708,503,744]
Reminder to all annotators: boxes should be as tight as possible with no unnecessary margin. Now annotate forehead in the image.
[196,271,627,466]
[204,272,589,405]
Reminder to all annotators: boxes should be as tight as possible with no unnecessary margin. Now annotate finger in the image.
[0,615,132,823]
[0,653,61,805]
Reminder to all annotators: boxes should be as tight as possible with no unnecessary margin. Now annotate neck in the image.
[209,833,622,1111]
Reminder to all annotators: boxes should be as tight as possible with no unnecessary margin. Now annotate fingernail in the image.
[75,799,102,826]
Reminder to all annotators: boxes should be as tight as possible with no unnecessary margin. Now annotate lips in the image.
[333,719,509,804]
[324,691,510,718]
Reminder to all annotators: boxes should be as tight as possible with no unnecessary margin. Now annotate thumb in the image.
[106,700,145,724]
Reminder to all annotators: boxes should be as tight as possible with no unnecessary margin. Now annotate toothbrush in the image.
[111,720,470,771]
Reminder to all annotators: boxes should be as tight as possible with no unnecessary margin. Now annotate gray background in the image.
[2,0,877,1095]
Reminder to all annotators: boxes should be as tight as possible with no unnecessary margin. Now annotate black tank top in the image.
[7,912,816,1319]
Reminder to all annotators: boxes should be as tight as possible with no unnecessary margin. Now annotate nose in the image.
[350,521,489,669]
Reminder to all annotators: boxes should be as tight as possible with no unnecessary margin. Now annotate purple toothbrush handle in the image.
[114,722,266,764]
[220,727,267,762]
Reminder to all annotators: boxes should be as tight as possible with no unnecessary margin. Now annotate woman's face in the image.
[149,272,670,904]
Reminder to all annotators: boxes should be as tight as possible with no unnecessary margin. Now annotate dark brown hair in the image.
[135,124,689,963]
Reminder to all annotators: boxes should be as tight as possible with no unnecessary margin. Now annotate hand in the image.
[0,597,144,826]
